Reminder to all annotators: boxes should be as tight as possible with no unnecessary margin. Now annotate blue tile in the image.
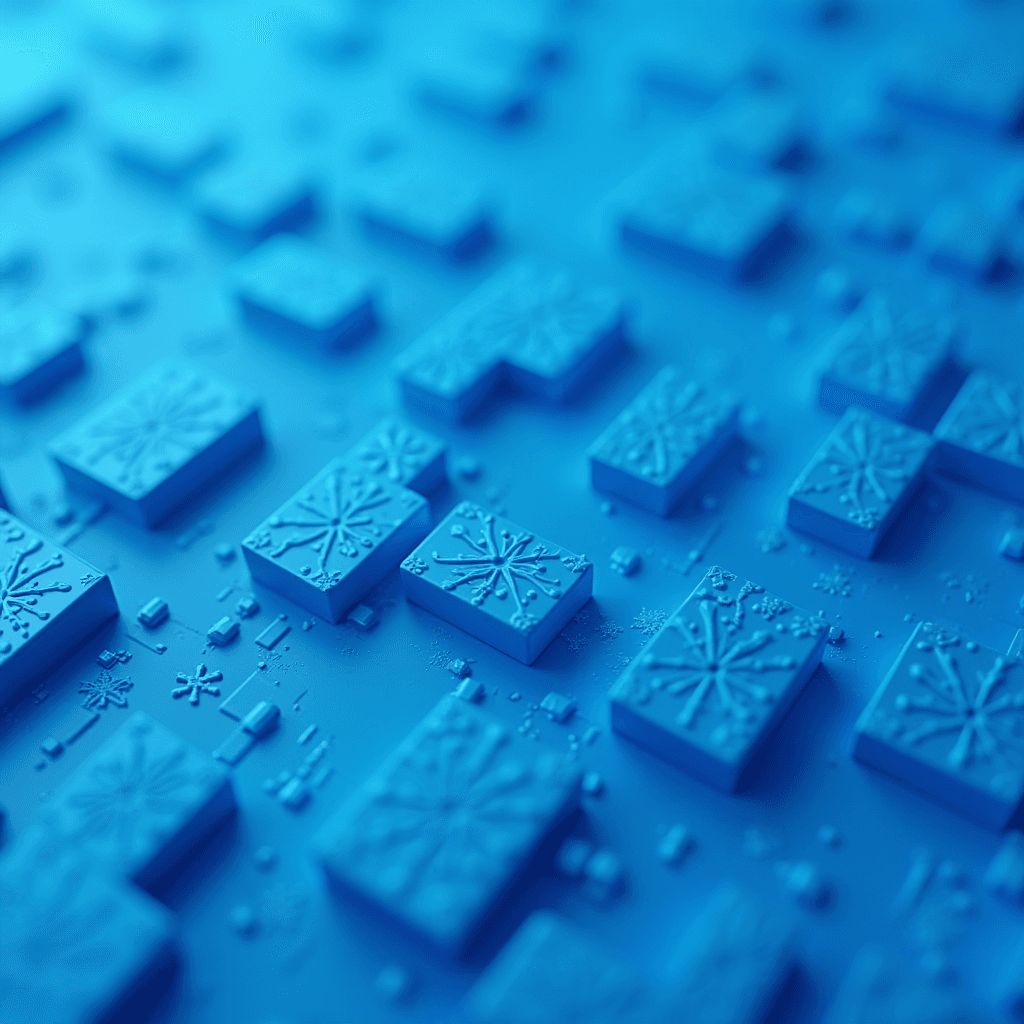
[933,370,1024,503]
[834,188,915,250]
[345,417,447,494]
[397,260,625,422]
[660,884,794,1023]
[312,695,581,956]
[466,911,650,1023]
[817,293,959,425]
[400,502,593,664]
[232,234,375,349]
[919,200,1004,282]
[82,0,188,72]
[609,566,827,791]
[0,304,87,404]
[0,512,118,704]
[588,367,740,516]
[985,831,1024,905]
[854,623,1024,830]
[192,155,317,246]
[243,457,429,623]
[697,88,807,171]
[787,407,934,558]
[618,154,793,281]
[0,51,71,158]
[356,159,494,261]
[39,711,235,889]
[50,358,264,527]
[0,854,176,1024]
[104,90,227,188]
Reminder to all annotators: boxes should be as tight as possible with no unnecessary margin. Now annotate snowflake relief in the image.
[357,422,431,483]
[172,664,222,705]
[0,534,72,655]
[795,410,929,529]
[433,512,566,633]
[80,670,133,709]
[402,555,428,575]
[941,373,1024,468]
[752,596,791,621]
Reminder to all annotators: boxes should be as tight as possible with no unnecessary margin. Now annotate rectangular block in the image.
[415,47,535,126]
[919,200,1004,282]
[854,623,1024,830]
[231,234,375,349]
[0,304,86,404]
[588,367,740,516]
[787,407,933,558]
[933,370,1024,504]
[40,711,236,890]
[619,154,793,281]
[397,260,625,422]
[50,358,264,527]
[698,88,806,170]
[312,695,581,956]
[818,293,959,425]
[401,502,593,664]
[0,512,119,703]
[609,566,827,791]
[466,911,650,1024]
[0,855,176,1024]
[0,49,70,157]
[243,458,429,623]
[660,884,794,1023]
[346,416,447,494]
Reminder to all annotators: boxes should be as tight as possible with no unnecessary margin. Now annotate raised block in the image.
[854,623,1024,830]
[397,260,625,422]
[698,88,806,170]
[416,47,534,126]
[39,711,235,890]
[834,188,915,250]
[933,371,1024,504]
[0,303,87,404]
[919,200,1004,282]
[0,49,71,157]
[193,156,317,246]
[609,566,827,791]
[356,160,494,261]
[232,234,375,349]
[787,407,933,558]
[346,416,447,494]
[0,512,118,703]
[661,884,794,1024]
[243,458,429,623]
[400,502,593,665]
[818,293,959,425]
[619,156,792,282]
[312,695,581,956]
[0,856,176,1024]
[588,367,740,516]
[466,911,650,1023]
[50,358,263,527]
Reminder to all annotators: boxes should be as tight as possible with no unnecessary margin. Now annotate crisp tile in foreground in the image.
[609,566,826,791]
[312,695,581,956]
[400,502,592,664]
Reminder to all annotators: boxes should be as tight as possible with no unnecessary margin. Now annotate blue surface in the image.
[2,0,1024,1020]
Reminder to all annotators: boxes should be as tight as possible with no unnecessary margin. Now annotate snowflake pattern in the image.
[402,555,428,575]
[80,669,133,709]
[353,420,438,486]
[590,368,739,485]
[632,608,666,635]
[936,371,1024,469]
[827,295,956,404]
[52,362,251,499]
[315,697,581,949]
[172,663,222,705]
[792,408,932,529]
[0,527,72,655]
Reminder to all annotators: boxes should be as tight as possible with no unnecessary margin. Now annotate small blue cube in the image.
[243,457,429,623]
[933,370,1024,504]
[0,512,119,704]
[619,155,793,281]
[588,367,740,517]
[0,304,87,404]
[854,623,1024,831]
[346,416,447,494]
[193,155,317,245]
[232,234,375,349]
[817,293,959,425]
[919,200,1004,282]
[698,88,806,170]
[466,911,649,1023]
[787,407,934,558]
[400,502,593,665]
[312,696,581,956]
[416,46,535,127]
[50,358,264,527]
[609,566,827,792]
[397,260,625,422]
[38,711,235,890]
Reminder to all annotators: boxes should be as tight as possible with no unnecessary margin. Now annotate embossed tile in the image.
[346,416,447,495]
[0,303,86,404]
